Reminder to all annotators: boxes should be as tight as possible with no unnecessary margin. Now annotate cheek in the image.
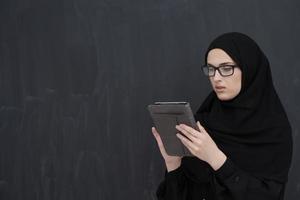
[209,77,214,86]
[230,75,242,96]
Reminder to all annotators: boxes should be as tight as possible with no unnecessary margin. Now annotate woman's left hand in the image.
[176,121,227,171]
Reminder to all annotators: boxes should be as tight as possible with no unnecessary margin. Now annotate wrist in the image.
[209,149,227,171]
[165,160,181,172]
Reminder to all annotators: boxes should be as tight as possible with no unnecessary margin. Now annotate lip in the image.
[215,86,226,91]
[215,86,226,89]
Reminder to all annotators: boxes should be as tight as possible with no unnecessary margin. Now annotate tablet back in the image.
[148,102,198,156]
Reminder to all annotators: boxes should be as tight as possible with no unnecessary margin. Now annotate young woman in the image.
[152,32,293,200]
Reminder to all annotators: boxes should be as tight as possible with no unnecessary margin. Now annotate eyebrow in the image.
[207,62,235,66]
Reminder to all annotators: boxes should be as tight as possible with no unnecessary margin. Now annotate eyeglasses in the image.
[202,64,238,77]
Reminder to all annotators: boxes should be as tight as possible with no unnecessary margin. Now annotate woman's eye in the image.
[208,67,215,72]
[222,67,232,71]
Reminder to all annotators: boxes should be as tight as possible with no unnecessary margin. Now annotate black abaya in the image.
[156,157,285,200]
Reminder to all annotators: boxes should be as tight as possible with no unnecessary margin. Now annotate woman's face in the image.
[207,48,242,101]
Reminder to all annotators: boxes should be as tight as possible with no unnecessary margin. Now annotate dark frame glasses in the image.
[201,64,239,77]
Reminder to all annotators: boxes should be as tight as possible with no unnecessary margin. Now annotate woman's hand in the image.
[152,127,182,172]
[175,121,227,171]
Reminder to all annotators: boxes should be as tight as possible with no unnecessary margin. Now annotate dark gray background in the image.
[0,0,299,199]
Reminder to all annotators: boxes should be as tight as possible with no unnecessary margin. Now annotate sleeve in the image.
[156,165,188,200]
[212,158,285,200]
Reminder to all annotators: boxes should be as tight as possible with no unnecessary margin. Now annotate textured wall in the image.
[0,0,299,199]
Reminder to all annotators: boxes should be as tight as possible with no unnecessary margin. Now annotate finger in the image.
[186,145,196,155]
[152,127,168,155]
[180,124,200,135]
[176,125,198,142]
[152,127,159,136]
[180,124,201,138]
[152,127,159,140]
[197,121,208,135]
[152,127,164,146]
[180,140,195,155]
[176,133,199,151]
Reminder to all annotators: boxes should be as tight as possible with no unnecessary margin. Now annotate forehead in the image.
[207,48,235,65]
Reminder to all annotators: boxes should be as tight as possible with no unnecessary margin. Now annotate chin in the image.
[216,93,234,101]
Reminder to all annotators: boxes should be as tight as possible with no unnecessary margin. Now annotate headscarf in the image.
[184,32,293,183]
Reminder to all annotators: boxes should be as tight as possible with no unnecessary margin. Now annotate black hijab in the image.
[183,32,293,184]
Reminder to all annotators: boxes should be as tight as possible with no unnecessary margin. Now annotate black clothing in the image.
[156,32,293,199]
[157,157,285,200]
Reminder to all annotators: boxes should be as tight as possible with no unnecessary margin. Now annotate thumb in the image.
[152,127,168,156]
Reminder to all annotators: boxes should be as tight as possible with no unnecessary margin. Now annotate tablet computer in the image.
[148,101,198,157]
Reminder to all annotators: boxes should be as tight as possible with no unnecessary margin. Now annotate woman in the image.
[152,32,293,200]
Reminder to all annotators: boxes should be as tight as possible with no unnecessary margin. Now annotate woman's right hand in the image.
[152,127,182,172]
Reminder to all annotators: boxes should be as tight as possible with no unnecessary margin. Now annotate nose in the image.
[213,69,222,82]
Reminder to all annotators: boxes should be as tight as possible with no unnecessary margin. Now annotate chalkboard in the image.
[0,0,299,199]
